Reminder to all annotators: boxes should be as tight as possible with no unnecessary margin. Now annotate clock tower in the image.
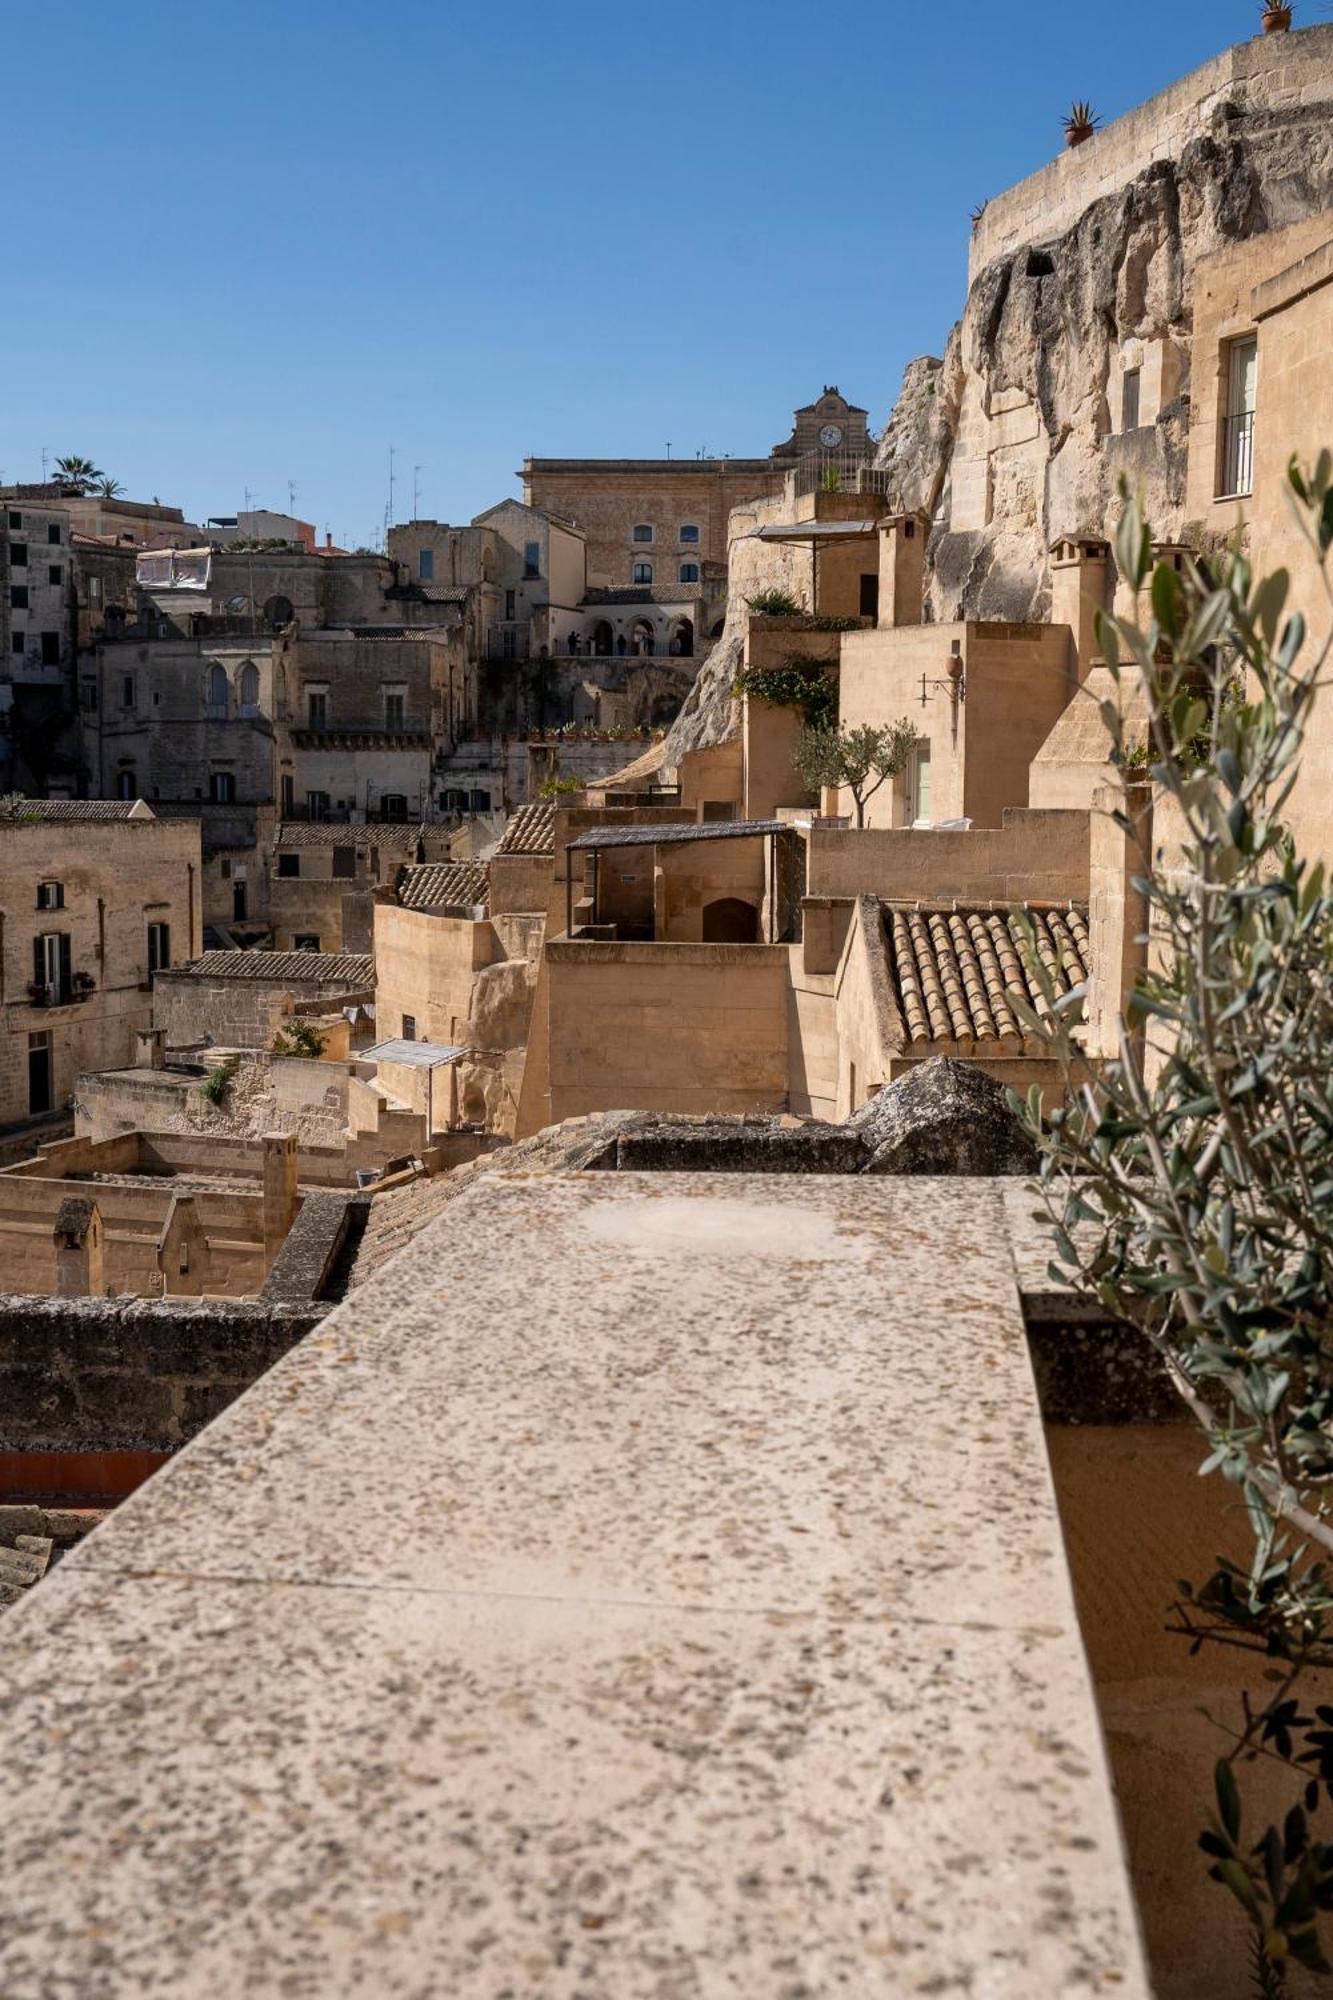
[770,387,872,462]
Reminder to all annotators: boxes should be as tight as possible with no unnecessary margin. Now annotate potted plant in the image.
[1261,2,1293,30]
[1063,100,1099,148]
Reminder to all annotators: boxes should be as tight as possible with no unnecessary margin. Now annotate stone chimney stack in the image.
[1050,537,1111,687]
[54,1197,104,1299]
[262,1131,299,1269]
[877,511,930,629]
[135,1027,167,1072]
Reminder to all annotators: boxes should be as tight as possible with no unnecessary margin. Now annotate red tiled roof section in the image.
[885,904,1089,1052]
[396,862,489,912]
[496,801,555,855]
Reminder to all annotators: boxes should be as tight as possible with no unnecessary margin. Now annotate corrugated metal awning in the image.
[361,1038,466,1068]
[752,520,878,541]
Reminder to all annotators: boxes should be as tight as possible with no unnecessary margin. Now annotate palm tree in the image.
[94,475,124,498]
[52,455,104,495]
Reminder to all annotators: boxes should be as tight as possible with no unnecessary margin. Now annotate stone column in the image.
[54,1197,104,1299]
[262,1131,299,1270]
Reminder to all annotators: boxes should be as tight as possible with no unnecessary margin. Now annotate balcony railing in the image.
[788,451,897,500]
[1219,411,1255,499]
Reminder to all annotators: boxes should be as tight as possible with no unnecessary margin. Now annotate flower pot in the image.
[1262,4,1292,28]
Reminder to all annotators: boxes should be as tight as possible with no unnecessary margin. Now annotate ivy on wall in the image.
[731,653,839,731]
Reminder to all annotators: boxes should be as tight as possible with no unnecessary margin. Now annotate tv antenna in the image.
[387,446,396,529]
[413,464,422,518]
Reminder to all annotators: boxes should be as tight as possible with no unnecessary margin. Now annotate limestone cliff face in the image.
[876,77,1333,625]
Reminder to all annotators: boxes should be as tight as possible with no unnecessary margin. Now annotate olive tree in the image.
[1013,462,1333,1990]
[792,718,920,827]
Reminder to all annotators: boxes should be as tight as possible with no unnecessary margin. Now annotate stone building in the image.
[521,388,873,588]
[0,800,201,1130]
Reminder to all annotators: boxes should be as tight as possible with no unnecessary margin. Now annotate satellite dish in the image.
[226,595,250,615]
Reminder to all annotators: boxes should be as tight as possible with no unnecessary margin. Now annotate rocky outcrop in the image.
[876,84,1333,626]
[849,1059,1039,1176]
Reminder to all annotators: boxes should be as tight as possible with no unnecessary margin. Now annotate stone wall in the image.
[0,1294,324,1452]
[0,814,201,1128]
[152,969,373,1050]
[806,808,1090,904]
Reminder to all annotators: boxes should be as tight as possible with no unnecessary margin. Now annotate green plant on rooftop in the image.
[202,1061,234,1106]
[52,455,104,496]
[271,1021,325,1061]
[1013,468,1333,1990]
[791,718,919,828]
[1063,100,1099,148]
[539,775,585,801]
[733,654,839,731]
[745,588,801,617]
[94,476,124,499]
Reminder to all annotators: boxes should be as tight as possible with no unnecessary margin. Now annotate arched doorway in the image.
[629,619,655,656]
[591,620,614,656]
[263,594,294,632]
[668,617,694,656]
[701,897,759,943]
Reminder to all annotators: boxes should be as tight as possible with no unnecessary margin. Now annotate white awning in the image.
[751,520,879,541]
[361,1038,466,1068]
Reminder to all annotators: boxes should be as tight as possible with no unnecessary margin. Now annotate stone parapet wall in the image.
[970,28,1333,277]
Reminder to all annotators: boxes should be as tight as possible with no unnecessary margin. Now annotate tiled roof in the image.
[274,822,426,850]
[884,904,1089,1051]
[168,950,375,985]
[496,801,556,855]
[0,798,147,822]
[567,818,788,851]
[397,862,489,912]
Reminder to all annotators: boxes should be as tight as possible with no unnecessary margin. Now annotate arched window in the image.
[631,524,654,544]
[238,661,259,713]
[206,662,228,714]
[679,524,700,545]
[678,562,700,584]
[632,561,653,585]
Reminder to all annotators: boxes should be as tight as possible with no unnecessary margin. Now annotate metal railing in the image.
[788,451,897,500]
[1219,411,1255,499]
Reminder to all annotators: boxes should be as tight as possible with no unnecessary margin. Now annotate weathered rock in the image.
[612,1114,864,1175]
[849,1058,1038,1176]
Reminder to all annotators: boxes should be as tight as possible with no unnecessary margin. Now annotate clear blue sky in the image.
[4,0,1302,547]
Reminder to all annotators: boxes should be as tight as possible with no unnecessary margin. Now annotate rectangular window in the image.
[47,522,60,545]
[907,742,933,825]
[48,565,62,585]
[33,931,72,1004]
[116,769,136,800]
[11,633,24,656]
[36,880,64,911]
[306,688,328,731]
[89,575,102,603]
[859,573,879,620]
[383,688,406,733]
[679,562,700,584]
[306,790,330,821]
[9,542,26,568]
[41,632,60,666]
[10,585,28,609]
[81,677,97,710]
[332,846,355,879]
[146,921,171,974]
[504,588,516,619]
[523,541,540,578]
[209,770,236,803]
[379,793,408,821]
[281,773,294,816]
[294,933,321,952]
[401,1014,417,1042]
[418,548,434,581]
[277,852,300,878]
[632,562,653,585]
[7,510,20,530]
[1122,367,1142,431]
[1219,335,1257,498]
[121,674,135,708]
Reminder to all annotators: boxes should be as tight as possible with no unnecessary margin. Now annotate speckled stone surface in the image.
[0,1174,1151,1997]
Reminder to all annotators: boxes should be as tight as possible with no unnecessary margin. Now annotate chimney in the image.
[325,532,333,549]
[135,1026,167,1071]
[1050,537,1111,686]
[877,511,930,628]
[262,1131,299,1269]
[54,1197,104,1298]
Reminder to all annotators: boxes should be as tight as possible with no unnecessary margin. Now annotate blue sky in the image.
[3,0,1297,545]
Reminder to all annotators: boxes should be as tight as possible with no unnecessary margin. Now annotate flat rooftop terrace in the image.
[0,1173,1150,1997]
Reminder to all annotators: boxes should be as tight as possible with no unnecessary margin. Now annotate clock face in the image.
[819,423,844,447]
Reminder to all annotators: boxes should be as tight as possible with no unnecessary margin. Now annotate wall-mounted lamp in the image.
[920,639,967,707]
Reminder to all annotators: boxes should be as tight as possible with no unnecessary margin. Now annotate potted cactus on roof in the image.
[1063,100,1099,148]
[1261,2,1293,31]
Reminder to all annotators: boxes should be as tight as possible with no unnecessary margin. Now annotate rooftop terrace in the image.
[0,1171,1150,1997]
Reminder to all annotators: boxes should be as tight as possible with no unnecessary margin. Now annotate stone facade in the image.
[0,807,201,1130]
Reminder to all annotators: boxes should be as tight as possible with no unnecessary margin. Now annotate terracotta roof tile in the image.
[274,822,426,850]
[496,801,555,855]
[168,950,375,985]
[885,904,1089,1053]
[396,862,489,913]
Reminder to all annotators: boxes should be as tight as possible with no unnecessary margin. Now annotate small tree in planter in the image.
[1014,466,1333,1988]
[791,719,919,827]
[1262,3,1294,34]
